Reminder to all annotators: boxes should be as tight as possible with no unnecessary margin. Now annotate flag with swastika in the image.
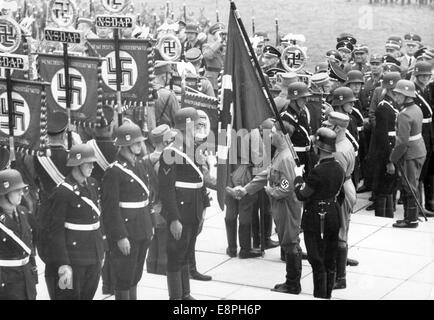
[0,79,48,154]
[87,38,151,105]
[37,54,102,125]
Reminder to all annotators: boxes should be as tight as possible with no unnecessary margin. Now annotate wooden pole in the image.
[5,69,16,167]
[114,29,123,127]
[62,43,72,150]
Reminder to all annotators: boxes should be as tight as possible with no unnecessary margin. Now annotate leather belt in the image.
[175,181,204,189]
[0,256,30,267]
[357,126,363,132]
[64,221,100,231]
[294,146,310,152]
[409,133,422,141]
[205,67,221,73]
[422,118,432,124]
[119,201,149,209]
[388,131,396,137]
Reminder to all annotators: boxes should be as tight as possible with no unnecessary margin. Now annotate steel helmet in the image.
[114,122,146,147]
[413,61,432,77]
[393,80,416,98]
[332,87,358,106]
[345,70,365,85]
[287,82,312,100]
[67,144,97,167]
[382,72,401,90]
[314,127,337,153]
[0,169,28,196]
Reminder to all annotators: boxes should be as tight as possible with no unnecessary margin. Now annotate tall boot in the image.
[225,219,237,257]
[129,285,137,300]
[334,246,347,289]
[272,250,302,295]
[181,265,195,300]
[312,272,327,298]
[238,224,262,259]
[326,271,336,299]
[374,196,387,217]
[280,247,286,262]
[115,290,130,300]
[189,251,212,281]
[394,194,418,228]
[167,271,182,300]
[385,194,394,218]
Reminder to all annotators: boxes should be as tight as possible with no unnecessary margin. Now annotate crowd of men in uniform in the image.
[1,2,434,300]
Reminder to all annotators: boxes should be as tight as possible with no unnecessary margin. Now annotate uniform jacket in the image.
[414,83,434,153]
[244,147,302,227]
[295,157,345,233]
[306,95,332,134]
[390,102,427,163]
[154,84,181,127]
[47,175,104,266]
[102,154,155,243]
[158,143,210,225]
[0,206,37,299]
[368,86,385,126]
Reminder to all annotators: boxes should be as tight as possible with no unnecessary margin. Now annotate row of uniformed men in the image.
[0,103,212,300]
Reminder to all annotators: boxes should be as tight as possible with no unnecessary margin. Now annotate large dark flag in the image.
[216,3,274,210]
[0,79,49,154]
[38,54,102,125]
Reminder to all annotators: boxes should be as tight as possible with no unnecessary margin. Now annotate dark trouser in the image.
[101,250,116,292]
[400,157,425,221]
[167,223,199,273]
[375,195,394,218]
[304,231,339,299]
[251,189,272,247]
[0,264,37,300]
[45,263,102,300]
[421,150,434,210]
[225,193,258,252]
[111,238,151,290]
[146,227,168,275]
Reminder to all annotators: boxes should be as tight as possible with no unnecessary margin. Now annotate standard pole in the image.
[63,43,72,150]
[5,69,16,167]
[114,28,123,126]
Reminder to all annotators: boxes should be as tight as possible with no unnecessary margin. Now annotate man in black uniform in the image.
[372,73,401,218]
[101,123,155,300]
[413,61,434,217]
[33,111,71,298]
[294,128,345,299]
[281,82,313,174]
[87,105,118,295]
[159,107,211,300]
[44,144,104,300]
[0,169,37,300]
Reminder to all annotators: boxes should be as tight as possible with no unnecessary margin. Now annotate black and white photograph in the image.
[1,0,434,307]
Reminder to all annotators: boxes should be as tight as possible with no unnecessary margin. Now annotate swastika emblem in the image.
[0,92,31,137]
[0,17,22,53]
[102,0,130,13]
[280,179,290,191]
[51,67,87,111]
[281,45,306,73]
[49,0,77,27]
[163,40,177,57]
[101,50,138,92]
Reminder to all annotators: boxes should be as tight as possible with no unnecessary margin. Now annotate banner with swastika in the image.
[0,35,29,81]
[0,79,48,153]
[38,54,102,124]
[87,38,150,105]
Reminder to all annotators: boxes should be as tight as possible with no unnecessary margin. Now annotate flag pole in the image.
[229,0,300,166]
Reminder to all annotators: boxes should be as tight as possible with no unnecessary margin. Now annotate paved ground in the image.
[35,189,434,300]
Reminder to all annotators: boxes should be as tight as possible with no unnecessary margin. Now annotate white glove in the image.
[58,265,73,290]
[294,165,305,177]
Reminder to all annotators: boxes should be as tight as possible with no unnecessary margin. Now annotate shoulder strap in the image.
[345,129,359,151]
[166,146,204,181]
[36,155,65,185]
[113,162,150,196]
[87,139,110,171]
[61,182,101,216]
[379,100,399,114]
[0,220,32,255]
